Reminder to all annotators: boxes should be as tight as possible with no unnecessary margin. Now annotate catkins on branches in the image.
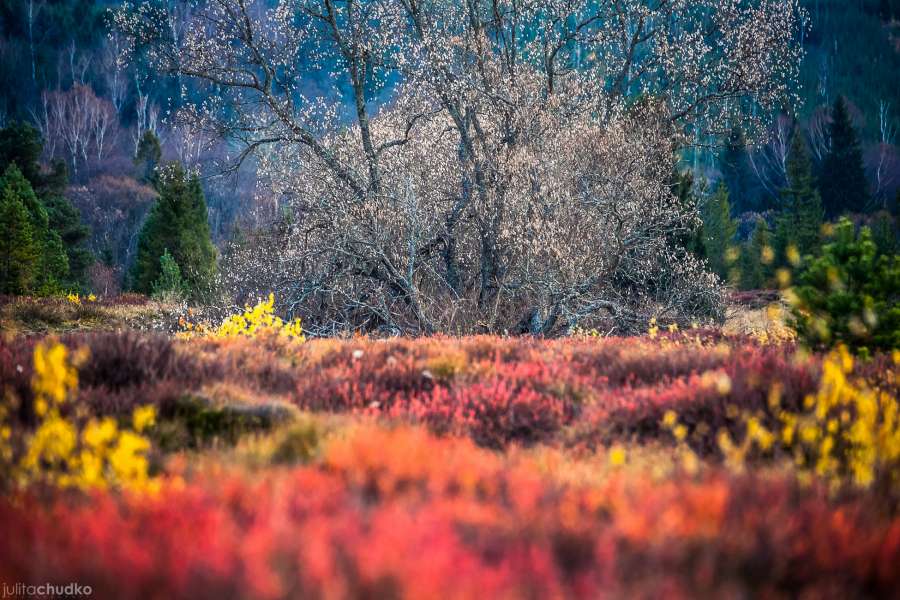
[114,0,805,335]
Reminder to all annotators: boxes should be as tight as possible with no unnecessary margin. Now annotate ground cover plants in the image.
[2,0,899,596]
[1,297,899,598]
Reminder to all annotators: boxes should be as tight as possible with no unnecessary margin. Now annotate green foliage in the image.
[739,218,774,290]
[798,0,900,140]
[0,164,68,294]
[153,396,289,452]
[717,126,754,214]
[134,131,162,187]
[0,122,44,186]
[44,195,92,289]
[669,168,706,259]
[869,212,899,255]
[270,420,321,465]
[0,1,108,118]
[0,164,46,235]
[774,131,824,265]
[819,97,870,217]
[36,228,69,296]
[132,164,217,299]
[0,184,37,293]
[790,218,900,352]
[0,124,91,290]
[702,183,738,282]
[151,249,185,301]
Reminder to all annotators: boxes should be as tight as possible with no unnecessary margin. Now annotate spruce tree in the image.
[0,122,44,187]
[0,164,68,292]
[0,185,37,293]
[0,125,91,289]
[820,96,870,217]
[870,212,898,255]
[669,167,706,259]
[44,195,92,288]
[718,126,754,214]
[740,217,773,290]
[134,131,162,187]
[774,130,824,264]
[791,218,900,352]
[702,183,738,282]
[132,163,216,298]
[152,248,186,301]
[180,174,217,291]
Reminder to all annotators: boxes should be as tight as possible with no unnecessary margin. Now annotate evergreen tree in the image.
[870,211,899,255]
[740,217,773,290]
[718,126,754,214]
[0,164,68,292]
[701,183,738,282]
[44,195,92,288]
[38,229,69,294]
[180,174,217,291]
[151,248,186,301]
[134,131,162,187]
[669,167,706,259]
[790,218,900,352]
[0,122,44,186]
[0,185,37,293]
[774,130,825,264]
[0,124,91,289]
[819,96,870,217]
[132,163,216,298]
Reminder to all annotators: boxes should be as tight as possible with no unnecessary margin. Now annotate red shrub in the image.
[1,427,897,599]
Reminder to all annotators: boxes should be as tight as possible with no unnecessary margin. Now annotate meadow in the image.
[0,294,898,599]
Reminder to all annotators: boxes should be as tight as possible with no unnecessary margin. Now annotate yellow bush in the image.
[214,293,305,340]
[1,341,158,492]
[713,346,900,489]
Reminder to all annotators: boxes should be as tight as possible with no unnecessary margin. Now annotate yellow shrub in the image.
[214,293,305,340]
[1,341,158,492]
[717,346,900,489]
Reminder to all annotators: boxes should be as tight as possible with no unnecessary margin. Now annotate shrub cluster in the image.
[3,331,895,462]
[789,217,900,353]
[1,425,897,599]
[0,341,156,492]
[285,334,825,451]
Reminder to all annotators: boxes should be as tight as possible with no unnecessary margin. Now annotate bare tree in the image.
[34,84,120,176]
[26,0,45,87]
[871,100,899,207]
[748,114,795,203]
[132,84,161,154]
[807,105,831,166]
[88,94,118,163]
[102,30,130,118]
[116,0,806,334]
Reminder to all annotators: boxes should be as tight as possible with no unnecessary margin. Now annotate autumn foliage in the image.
[2,425,899,598]
[1,328,899,598]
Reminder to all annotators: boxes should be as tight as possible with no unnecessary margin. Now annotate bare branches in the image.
[33,84,118,176]
[114,0,804,334]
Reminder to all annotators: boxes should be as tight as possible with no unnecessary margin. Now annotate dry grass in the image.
[0,295,179,335]
[723,296,796,343]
